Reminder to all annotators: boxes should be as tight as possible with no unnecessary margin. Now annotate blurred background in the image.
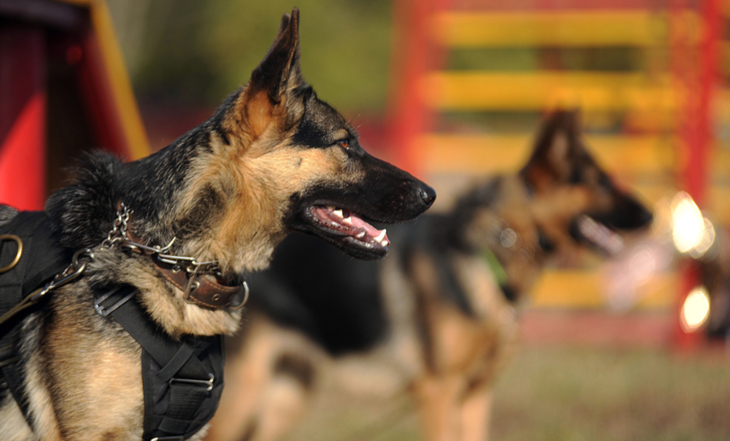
[1,0,730,439]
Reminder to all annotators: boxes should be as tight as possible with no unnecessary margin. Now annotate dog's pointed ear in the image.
[250,8,303,105]
[520,109,581,189]
[230,8,305,141]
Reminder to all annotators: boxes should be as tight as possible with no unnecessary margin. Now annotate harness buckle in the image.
[94,287,136,317]
[169,373,215,392]
[0,234,23,274]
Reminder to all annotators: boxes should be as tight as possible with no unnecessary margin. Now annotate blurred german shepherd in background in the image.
[206,110,653,441]
[0,8,435,441]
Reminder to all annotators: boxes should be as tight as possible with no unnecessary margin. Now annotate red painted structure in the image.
[387,0,721,348]
[386,0,451,178]
[671,0,720,349]
[0,0,149,211]
[0,27,46,210]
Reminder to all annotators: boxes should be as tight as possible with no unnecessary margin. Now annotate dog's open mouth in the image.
[575,215,624,255]
[306,205,390,257]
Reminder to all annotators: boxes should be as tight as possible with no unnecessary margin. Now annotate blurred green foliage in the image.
[108,0,393,113]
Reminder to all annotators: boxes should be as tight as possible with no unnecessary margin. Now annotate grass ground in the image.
[281,346,730,441]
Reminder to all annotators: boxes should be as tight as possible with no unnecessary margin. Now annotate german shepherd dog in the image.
[205,110,653,441]
[0,9,435,441]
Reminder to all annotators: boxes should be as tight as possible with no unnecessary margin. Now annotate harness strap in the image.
[0,212,69,315]
[95,286,224,441]
[0,211,71,428]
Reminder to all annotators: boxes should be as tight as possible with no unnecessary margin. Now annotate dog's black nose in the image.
[420,185,437,207]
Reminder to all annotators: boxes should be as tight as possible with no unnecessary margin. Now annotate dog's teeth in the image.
[381,238,390,247]
[356,231,366,239]
[342,216,353,225]
[327,205,336,210]
[333,209,343,218]
[374,230,387,243]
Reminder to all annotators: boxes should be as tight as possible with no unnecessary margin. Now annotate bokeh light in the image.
[680,286,711,333]
[670,192,715,257]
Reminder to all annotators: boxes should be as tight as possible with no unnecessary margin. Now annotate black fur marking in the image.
[208,90,241,146]
[500,284,518,303]
[248,232,387,355]
[273,353,315,390]
[45,152,123,249]
[240,419,258,441]
[445,178,502,253]
[292,91,353,149]
[45,110,224,251]
[114,131,205,244]
[404,216,475,317]
[537,229,556,253]
[173,184,226,241]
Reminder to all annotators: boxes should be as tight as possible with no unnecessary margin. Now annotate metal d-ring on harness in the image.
[0,235,23,274]
[88,204,230,440]
[0,205,240,440]
[0,245,93,326]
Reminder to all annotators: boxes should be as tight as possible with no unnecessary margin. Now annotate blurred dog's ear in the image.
[520,109,581,189]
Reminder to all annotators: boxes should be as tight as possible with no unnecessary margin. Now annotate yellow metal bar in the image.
[423,71,677,112]
[56,0,150,159]
[87,0,150,159]
[432,11,698,48]
[420,133,676,174]
[531,269,677,309]
[433,11,661,48]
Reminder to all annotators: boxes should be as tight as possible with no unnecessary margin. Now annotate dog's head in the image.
[174,9,434,267]
[518,110,653,254]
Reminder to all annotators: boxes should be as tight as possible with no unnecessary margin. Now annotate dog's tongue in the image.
[578,215,623,255]
[347,213,389,245]
[313,206,390,247]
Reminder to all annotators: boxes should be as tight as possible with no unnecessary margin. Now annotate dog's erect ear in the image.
[232,8,305,141]
[250,8,303,105]
[520,109,581,189]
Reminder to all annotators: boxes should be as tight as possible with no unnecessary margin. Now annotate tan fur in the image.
[205,111,651,441]
[206,316,322,441]
[174,132,353,275]
[0,9,438,440]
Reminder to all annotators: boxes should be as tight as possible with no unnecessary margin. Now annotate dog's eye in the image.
[337,139,349,149]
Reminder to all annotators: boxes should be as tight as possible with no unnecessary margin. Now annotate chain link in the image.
[0,248,95,325]
[0,202,225,325]
[103,203,221,276]
[101,202,131,248]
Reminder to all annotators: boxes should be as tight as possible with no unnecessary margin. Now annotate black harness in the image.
[95,285,224,440]
[0,211,225,440]
[0,211,71,424]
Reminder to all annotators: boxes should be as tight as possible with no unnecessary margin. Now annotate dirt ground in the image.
[280,344,730,441]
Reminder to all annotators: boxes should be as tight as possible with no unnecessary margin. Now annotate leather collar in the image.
[124,230,248,310]
[155,262,248,310]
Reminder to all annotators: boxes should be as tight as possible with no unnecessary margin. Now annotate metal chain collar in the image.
[105,203,222,277]
[0,203,241,326]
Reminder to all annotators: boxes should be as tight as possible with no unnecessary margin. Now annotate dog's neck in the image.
[447,176,552,302]
[118,127,288,276]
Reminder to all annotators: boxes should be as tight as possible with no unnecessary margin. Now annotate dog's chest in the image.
[452,254,518,335]
[27,291,146,439]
